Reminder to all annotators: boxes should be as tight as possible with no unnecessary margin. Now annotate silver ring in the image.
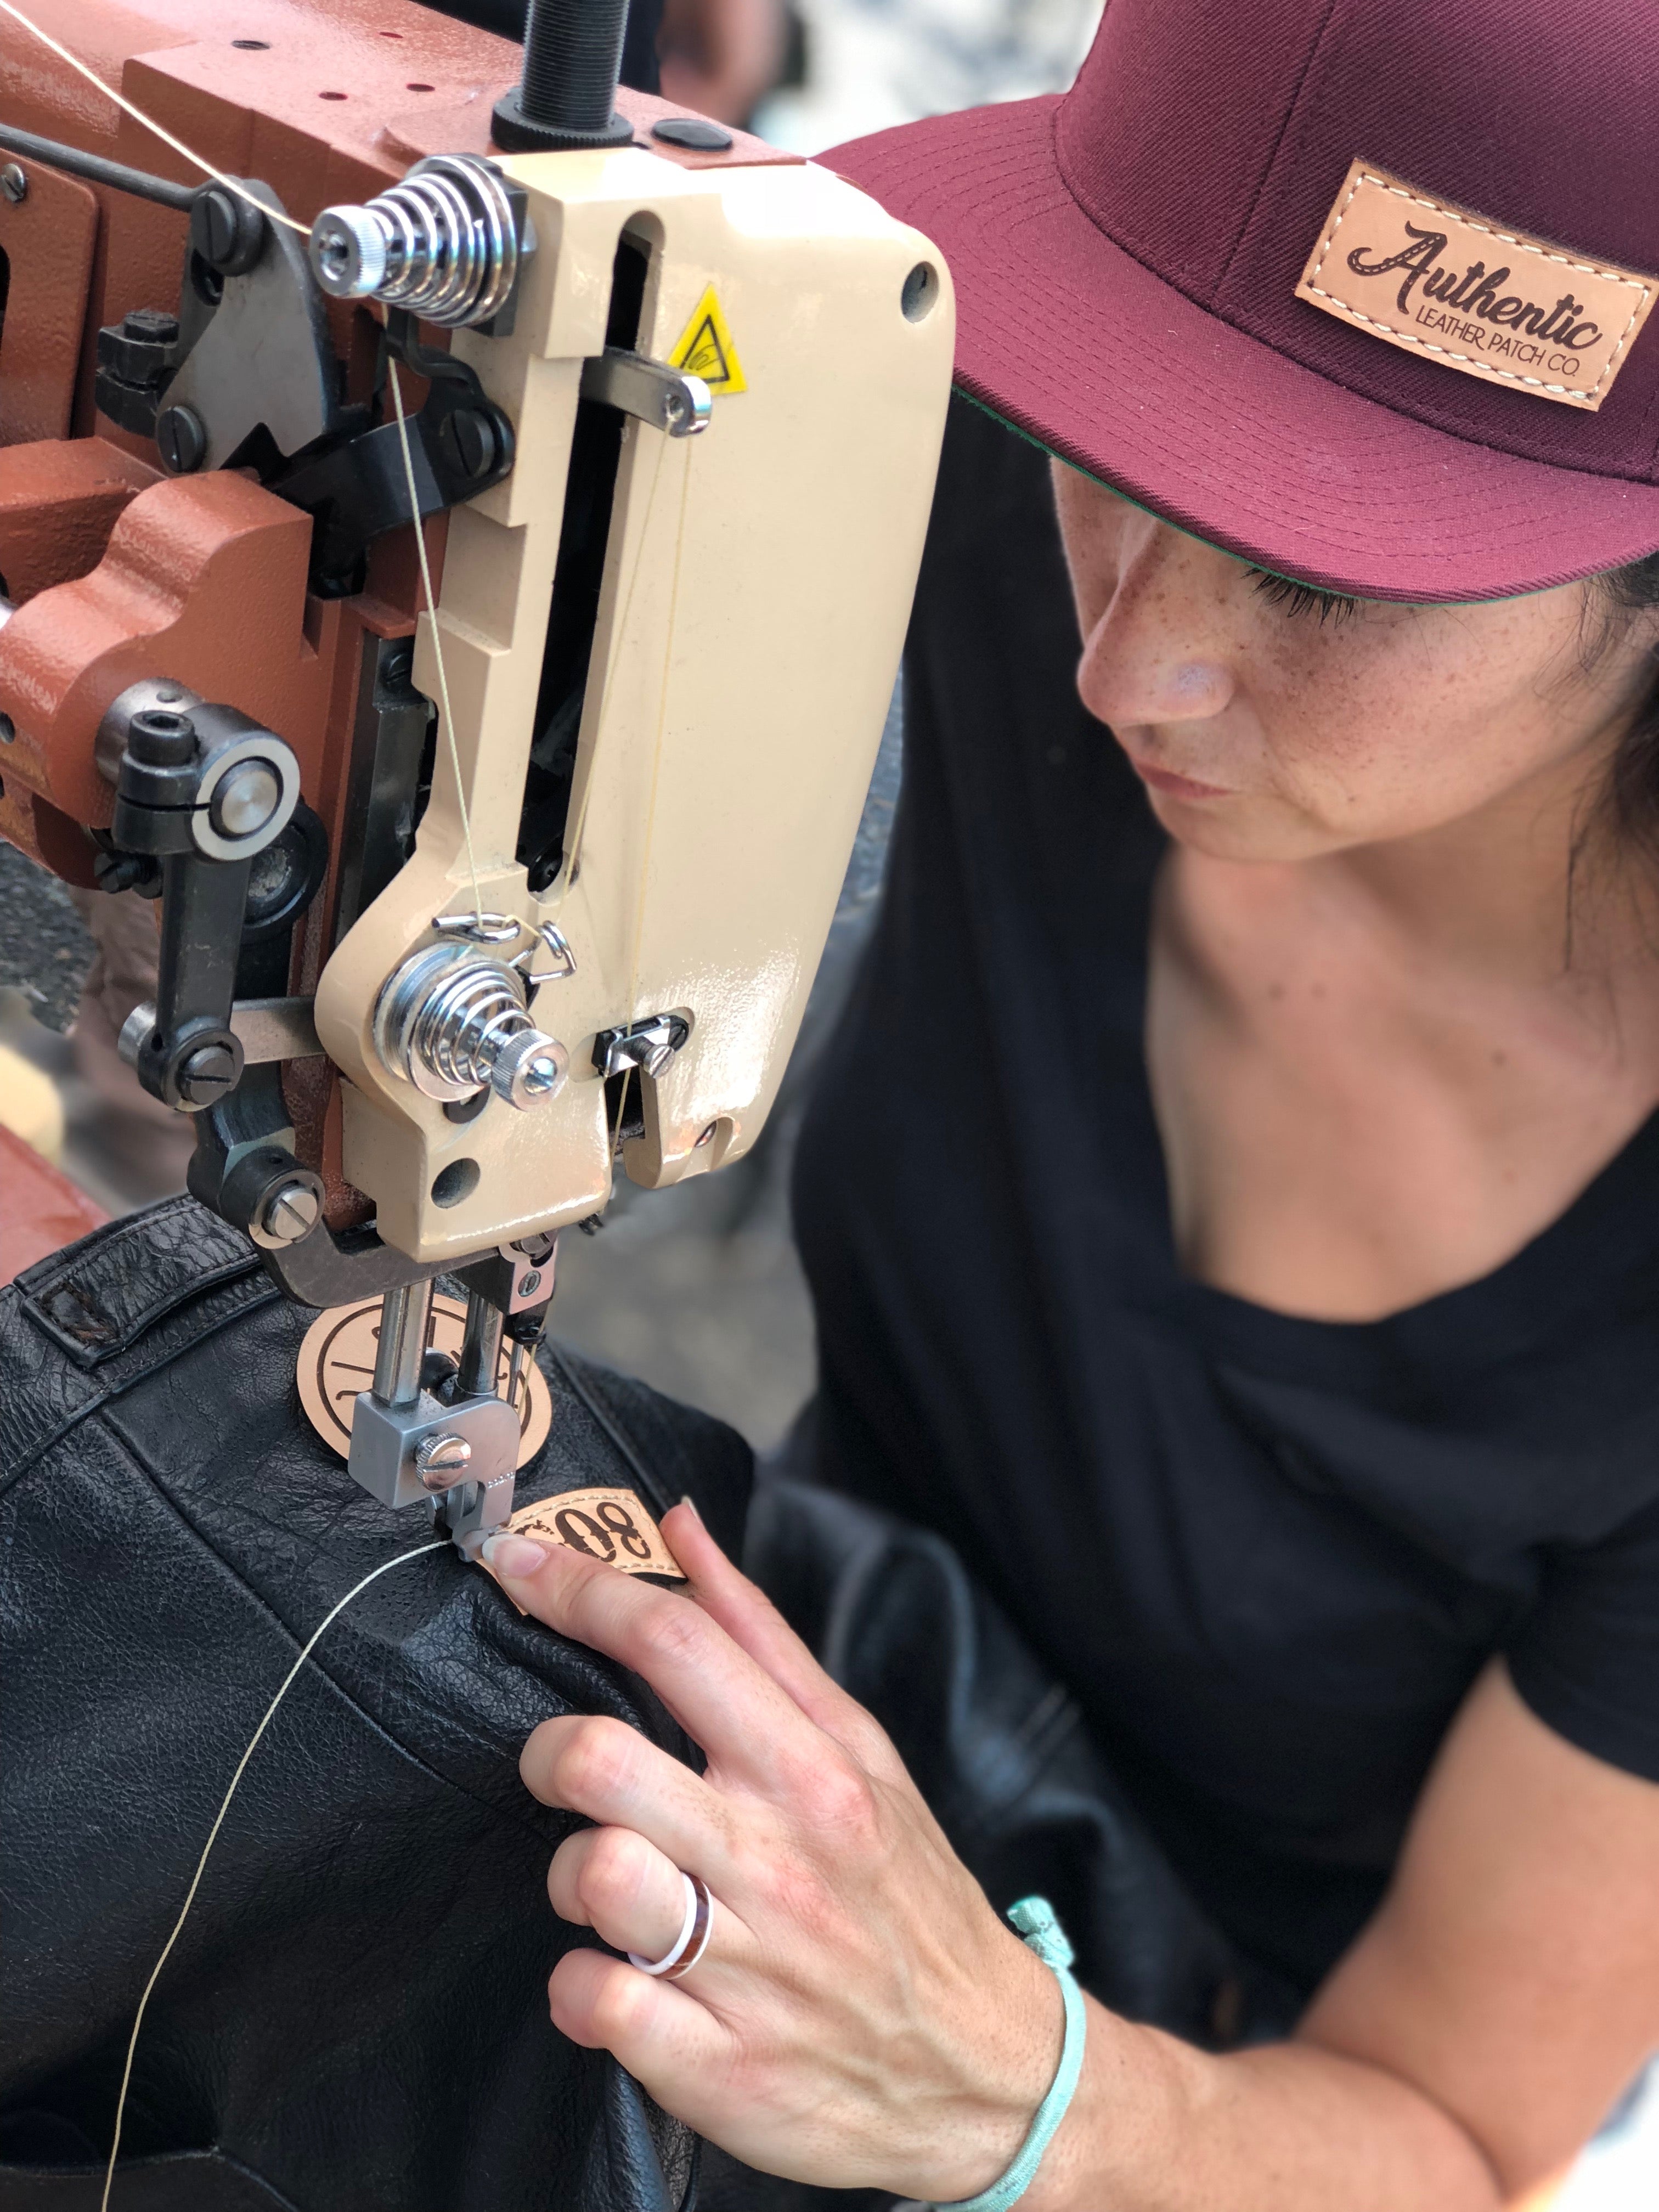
[628,1871,714,1980]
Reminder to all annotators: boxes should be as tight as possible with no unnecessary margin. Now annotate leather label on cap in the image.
[505,1489,686,1579]
[1296,159,1657,411]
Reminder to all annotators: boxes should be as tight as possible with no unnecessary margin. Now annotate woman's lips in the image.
[1128,757,1232,800]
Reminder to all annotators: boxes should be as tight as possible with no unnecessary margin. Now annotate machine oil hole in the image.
[431,1158,479,1207]
[232,39,270,50]
[319,90,348,101]
[406,81,435,92]
[901,263,939,322]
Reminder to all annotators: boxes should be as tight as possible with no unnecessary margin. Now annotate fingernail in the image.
[678,1493,702,1525]
[482,1532,551,1578]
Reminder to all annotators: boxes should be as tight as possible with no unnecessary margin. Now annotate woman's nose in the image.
[1075,531,1237,730]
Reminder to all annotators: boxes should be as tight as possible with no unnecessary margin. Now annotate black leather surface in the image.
[0,1198,753,2212]
[746,1475,1301,2052]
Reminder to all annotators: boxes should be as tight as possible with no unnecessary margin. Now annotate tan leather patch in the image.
[1296,159,1657,411]
[503,1488,686,1579]
[296,1294,552,1468]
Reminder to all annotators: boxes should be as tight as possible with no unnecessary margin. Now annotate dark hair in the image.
[1595,552,1659,868]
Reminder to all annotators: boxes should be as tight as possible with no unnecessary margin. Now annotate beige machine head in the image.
[314,147,954,1262]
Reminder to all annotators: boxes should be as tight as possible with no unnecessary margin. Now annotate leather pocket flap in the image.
[17,1198,258,1368]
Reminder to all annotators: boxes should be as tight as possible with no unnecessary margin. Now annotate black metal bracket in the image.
[260,1218,449,1307]
[272,311,516,597]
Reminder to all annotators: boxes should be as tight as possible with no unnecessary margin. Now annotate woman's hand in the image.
[483,1502,1063,2202]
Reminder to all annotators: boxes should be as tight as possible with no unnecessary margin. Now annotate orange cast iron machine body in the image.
[0,0,788,1232]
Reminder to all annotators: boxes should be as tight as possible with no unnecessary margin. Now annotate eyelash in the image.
[1246,568,1362,627]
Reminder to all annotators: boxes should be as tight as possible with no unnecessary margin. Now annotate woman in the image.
[480,1,1659,2204]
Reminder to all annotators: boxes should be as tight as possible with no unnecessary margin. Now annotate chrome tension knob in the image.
[372,940,569,1114]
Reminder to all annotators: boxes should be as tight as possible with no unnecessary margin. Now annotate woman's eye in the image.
[1245,567,1362,627]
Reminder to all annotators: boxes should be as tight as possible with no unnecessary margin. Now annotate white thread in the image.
[1302,163,1653,403]
[622,443,693,1027]
[552,427,669,913]
[628,1870,698,1973]
[100,1540,447,2212]
[388,361,486,926]
[0,0,311,236]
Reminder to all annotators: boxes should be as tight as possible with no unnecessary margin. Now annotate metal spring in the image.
[309,154,518,329]
[406,958,531,1093]
[374,940,568,1112]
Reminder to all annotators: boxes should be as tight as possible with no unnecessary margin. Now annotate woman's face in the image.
[1051,462,1658,865]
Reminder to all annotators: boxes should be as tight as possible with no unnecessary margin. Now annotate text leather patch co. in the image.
[1297,159,1658,410]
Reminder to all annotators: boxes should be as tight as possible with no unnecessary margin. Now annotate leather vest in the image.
[0,1198,753,2212]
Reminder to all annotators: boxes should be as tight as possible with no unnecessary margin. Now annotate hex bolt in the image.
[209,758,281,840]
[177,1042,238,1105]
[1,163,27,205]
[157,403,207,475]
[123,306,179,346]
[259,1181,321,1245]
[415,1432,473,1489]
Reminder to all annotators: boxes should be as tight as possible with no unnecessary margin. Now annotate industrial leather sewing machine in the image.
[0,0,951,1553]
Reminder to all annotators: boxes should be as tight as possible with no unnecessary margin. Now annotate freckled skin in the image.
[1049,464,1659,1318]
[1052,466,1650,861]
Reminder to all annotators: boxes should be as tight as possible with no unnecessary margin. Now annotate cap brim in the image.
[826,99,1659,603]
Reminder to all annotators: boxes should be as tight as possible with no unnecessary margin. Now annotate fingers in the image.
[549,1824,691,1955]
[548,1946,738,2117]
[550,1824,754,1995]
[662,1503,907,1776]
[522,1711,740,1884]
[487,1533,834,1798]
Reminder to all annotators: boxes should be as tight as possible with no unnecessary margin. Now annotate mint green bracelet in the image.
[928,1897,1087,2212]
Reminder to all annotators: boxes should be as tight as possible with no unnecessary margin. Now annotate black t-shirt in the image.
[791,397,1659,1994]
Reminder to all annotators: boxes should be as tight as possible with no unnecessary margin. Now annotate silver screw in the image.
[309,204,387,296]
[488,1028,567,1111]
[518,1269,542,1299]
[210,758,281,840]
[260,1182,320,1244]
[415,1432,472,1489]
[2,164,28,205]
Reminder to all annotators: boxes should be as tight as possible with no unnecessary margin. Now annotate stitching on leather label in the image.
[478,1489,686,1608]
[504,1488,686,1579]
[1295,158,1658,411]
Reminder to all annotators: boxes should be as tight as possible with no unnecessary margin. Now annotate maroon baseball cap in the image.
[828,0,1659,602]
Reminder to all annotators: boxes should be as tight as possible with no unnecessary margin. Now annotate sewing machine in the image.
[0,0,951,1550]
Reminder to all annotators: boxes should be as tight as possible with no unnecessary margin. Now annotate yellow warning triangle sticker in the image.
[667,283,747,396]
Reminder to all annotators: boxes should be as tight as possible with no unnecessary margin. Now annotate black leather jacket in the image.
[0,1199,752,2212]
